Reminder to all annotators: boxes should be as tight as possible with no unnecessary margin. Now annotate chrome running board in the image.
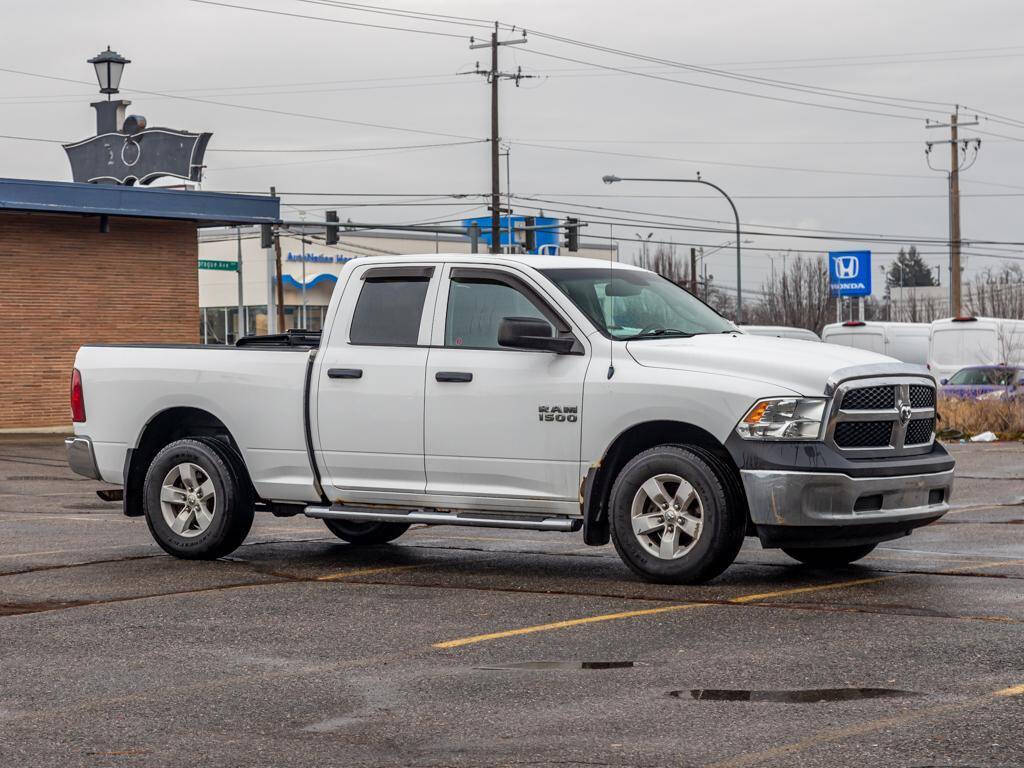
[304,505,581,532]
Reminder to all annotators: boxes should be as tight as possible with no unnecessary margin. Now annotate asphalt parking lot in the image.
[1,435,1023,768]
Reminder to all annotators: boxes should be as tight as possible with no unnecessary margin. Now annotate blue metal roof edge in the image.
[0,177,278,225]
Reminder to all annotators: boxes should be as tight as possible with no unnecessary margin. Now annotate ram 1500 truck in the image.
[66,254,954,583]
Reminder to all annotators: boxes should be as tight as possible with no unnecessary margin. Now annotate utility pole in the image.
[236,227,245,341]
[271,186,285,333]
[468,24,529,253]
[690,247,697,295]
[926,109,980,317]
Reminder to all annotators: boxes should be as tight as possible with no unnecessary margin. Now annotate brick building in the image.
[0,178,277,431]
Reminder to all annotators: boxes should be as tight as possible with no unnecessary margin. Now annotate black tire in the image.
[609,444,745,584]
[322,519,410,545]
[143,438,253,560]
[782,543,877,567]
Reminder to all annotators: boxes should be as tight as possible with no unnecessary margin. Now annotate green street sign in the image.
[198,259,238,271]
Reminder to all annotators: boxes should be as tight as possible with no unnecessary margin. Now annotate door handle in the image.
[327,368,363,379]
[435,371,473,382]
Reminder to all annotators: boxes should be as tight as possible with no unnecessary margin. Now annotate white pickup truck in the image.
[67,254,954,583]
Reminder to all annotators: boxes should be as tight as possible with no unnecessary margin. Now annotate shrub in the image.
[937,396,1024,441]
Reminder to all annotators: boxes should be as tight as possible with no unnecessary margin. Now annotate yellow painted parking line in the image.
[727,576,888,604]
[0,543,151,560]
[433,603,705,649]
[706,680,1024,768]
[433,559,1017,649]
[316,564,425,581]
[994,682,1024,697]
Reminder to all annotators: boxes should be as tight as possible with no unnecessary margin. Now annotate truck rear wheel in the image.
[609,445,745,584]
[322,519,411,545]
[782,543,877,567]
[143,438,253,560]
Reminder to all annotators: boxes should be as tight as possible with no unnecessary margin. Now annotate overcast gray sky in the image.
[3,0,1023,296]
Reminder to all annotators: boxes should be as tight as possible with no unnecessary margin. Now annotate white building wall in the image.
[197,226,617,312]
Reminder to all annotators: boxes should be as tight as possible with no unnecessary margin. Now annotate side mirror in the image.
[940,378,949,385]
[498,316,575,354]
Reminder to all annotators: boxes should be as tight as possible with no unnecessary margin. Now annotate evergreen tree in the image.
[886,246,936,288]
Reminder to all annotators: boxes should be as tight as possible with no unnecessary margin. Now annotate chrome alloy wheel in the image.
[159,462,216,538]
[630,473,704,560]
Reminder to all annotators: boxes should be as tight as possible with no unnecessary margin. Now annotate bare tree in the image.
[634,243,690,286]
[747,254,834,334]
[964,265,1024,319]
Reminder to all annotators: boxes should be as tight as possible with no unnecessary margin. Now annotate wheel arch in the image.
[582,420,750,545]
[123,406,255,517]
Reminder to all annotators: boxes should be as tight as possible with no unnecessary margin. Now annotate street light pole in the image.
[603,174,744,323]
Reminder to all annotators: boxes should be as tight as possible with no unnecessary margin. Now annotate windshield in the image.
[948,367,1017,386]
[541,267,735,339]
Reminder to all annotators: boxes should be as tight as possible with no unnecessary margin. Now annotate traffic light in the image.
[565,217,580,252]
[260,223,274,248]
[523,216,537,253]
[325,210,339,245]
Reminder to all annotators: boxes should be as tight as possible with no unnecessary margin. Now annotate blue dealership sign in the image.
[828,250,872,297]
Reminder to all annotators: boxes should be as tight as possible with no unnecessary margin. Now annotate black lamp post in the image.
[87,47,131,134]
[603,173,744,323]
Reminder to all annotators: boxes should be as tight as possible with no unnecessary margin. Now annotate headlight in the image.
[735,397,827,440]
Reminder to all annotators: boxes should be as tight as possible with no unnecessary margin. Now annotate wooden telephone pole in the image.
[468,24,530,253]
[927,109,980,316]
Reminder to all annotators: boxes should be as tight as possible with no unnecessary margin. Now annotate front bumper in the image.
[741,467,952,547]
[726,434,954,548]
[65,436,101,480]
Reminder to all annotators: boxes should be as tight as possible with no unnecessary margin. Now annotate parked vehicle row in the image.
[67,254,953,584]
[939,365,1024,401]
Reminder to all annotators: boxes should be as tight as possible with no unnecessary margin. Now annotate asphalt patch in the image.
[680,687,923,703]
[477,660,639,671]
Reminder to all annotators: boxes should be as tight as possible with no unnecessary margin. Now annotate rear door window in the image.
[350,276,431,346]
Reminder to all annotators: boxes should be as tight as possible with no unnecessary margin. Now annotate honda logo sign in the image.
[829,250,871,297]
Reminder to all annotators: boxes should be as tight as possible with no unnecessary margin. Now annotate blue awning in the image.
[0,177,278,227]
[282,273,338,290]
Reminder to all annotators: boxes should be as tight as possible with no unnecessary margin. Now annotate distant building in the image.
[197,226,616,344]
[888,285,952,322]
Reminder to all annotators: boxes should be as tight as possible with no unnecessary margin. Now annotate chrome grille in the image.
[834,421,893,448]
[841,385,895,410]
[826,378,937,457]
[905,417,935,446]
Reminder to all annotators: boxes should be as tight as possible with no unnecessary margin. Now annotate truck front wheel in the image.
[608,445,745,584]
[143,438,253,560]
[782,544,877,567]
[322,519,411,545]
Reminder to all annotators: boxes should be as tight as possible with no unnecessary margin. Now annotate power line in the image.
[517,47,929,122]
[506,199,1024,247]
[510,194,969,243]
[520,39,949,114]
[207,139,486,153]
[511,140,1024,190]
[184,0,473,38]
[0,65,483,142]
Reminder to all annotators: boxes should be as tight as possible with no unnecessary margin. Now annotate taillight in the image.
[70,368,86,422]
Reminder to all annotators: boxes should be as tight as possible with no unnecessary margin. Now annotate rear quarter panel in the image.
[74,345,317,502]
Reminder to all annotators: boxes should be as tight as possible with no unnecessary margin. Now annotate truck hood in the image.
[625,333,898,395]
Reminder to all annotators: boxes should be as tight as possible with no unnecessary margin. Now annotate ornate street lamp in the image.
[64,47,212,186]
[87,47,130,98]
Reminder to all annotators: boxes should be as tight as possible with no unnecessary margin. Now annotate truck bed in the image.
[74,343,319,503]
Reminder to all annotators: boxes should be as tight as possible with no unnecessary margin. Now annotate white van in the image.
[740,325,820,342]
[821,321,930,365]
[928,316,1024,383]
